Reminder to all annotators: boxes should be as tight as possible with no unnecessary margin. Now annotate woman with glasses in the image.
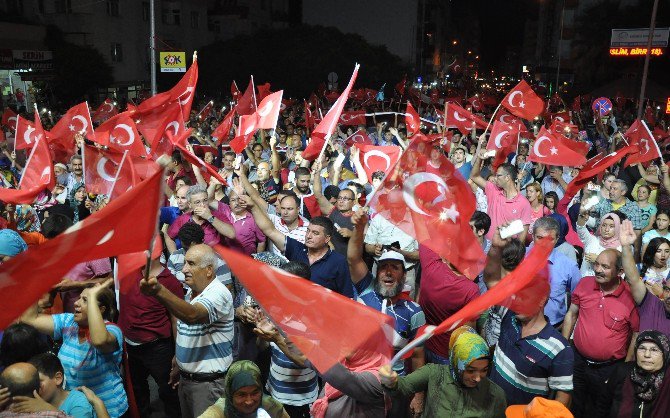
[594,330,670,418]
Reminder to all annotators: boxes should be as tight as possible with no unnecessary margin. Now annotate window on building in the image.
[6,0,24,14]
[38,0,45,13]
[190,11,199,29]
[111,43,123,63]
[142,2,149,21]
[162,5,181,25]
[55,0,72,13]
[106,0,120,16]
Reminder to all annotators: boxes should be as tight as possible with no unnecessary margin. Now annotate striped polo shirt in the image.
[490,312,574,405]
[267,213,308,256]
[176,279,234,373]
[53,314,128,418]
[164,249,232,287]
[266,343,319,406]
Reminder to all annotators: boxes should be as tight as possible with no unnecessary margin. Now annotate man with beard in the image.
[292,167,321,220]
[347,209,426,417]
[64,155,84,197]
[620,219,670,339]
[562,248,639,418]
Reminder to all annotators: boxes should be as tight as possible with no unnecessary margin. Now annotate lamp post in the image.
[637,0,660,120]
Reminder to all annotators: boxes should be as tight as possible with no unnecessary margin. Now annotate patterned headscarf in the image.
[447,325,490,384]
[219,360,285,418]
[631,330,670,402]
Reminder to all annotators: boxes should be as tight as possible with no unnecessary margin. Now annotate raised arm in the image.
[619,219,647,305]
[235,166,268,212]
[19,303,55,337]
[269,135,281,183]
[86,279,120,353]
[468,145,488,190]
[312,160,335,215]
[347,209,371,284]
[241,194,287,252]
[140,276,210,325]
[350,147,370,186]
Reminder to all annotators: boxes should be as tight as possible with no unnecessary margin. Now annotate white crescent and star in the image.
[102,102,114,113]
[179,87,194,106]
[494,130,509,149]
[257,101,274,117]
[166,121,180,136]
[97,157,116,182]
[363,150,392,172]
[24,126,36,144]
[39,166,51,183]
[533,135,558,158]
[110,123,135,146]
[453,111,467,122]
[402,172,449,216]
[507,91,525,109]
[70,115,89,134]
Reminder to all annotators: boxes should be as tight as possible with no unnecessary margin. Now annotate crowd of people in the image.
[0,76,669,418]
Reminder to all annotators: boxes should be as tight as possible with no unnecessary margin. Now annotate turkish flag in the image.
[14,111,44,151]
[116,238,163,295]
[135,101,180,151]
[444,102,487,135]
[92,99,118,123]
[495,110,524,127]
[229,113,260,154]
[564,146,635,198]
[549,118,578,137]
[405,102,421,135]
[236,78,257,116]
[109,152,138,200]
[303,101,316,131]
[395,75,406,96]
[171,128,229,186]
[231,81,241,101]
[95,112,146,157]
[255,90,283,130]
[257,82,272,102]
[212,244,393,374]
[487,120,520,170]
[212,107,236,144]
[1,108,17,131]
[528,126,587,166]
[338,111,366,126]
[502,80,544,120]
[303,64,360,161]
[148,104,185,159]
[49,102,94,154]
[549,111,571,124]
[354,144,401,182]
[557,134,590,157]
[83,145,124,196]
[625,119,661,167]
[467,96,483,111]
[0,168,164,329]
[168,58,198,120]
[367,140,486,280]
[344,129,373,147]
[196,101,214,121]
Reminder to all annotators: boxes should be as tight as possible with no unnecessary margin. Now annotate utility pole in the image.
[150,0,157,95]
[637,0,659,120]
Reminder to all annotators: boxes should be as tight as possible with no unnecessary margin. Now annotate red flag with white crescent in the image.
[354,144,401,183]
[230,113,260,154]
[0,126,53,204]
[49,102,94,153]
[1,108,17,131]
[528,126,587,166]
[92,99,118,123]
[624,119,661,167]
[212,107,236,145]
[83,145,124,196]
[345,129,373,147]
[236,77,257,116]
[501,80,544,120]
[368,140,486,280]
[444,102,487,135]
[14,110,45,151]
[338,111,366,126]
[148,104,186,159]
[405,102,421,135]
[255,90,283,130]
[95,112,146,157]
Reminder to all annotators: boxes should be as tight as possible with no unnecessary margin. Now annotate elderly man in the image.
[541,165,572,200]
[214,189,266,256]
[594,179,643,231]
[562,249,639,418]
[64,155,84,197]
[140,244,234,418]
[0,362,70,417]
[168,184,236,247]
[244,194,353,297]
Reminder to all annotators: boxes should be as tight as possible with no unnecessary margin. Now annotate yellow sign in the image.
[159,52,186,73]
[609,47,664,57]
[666,97,670,115]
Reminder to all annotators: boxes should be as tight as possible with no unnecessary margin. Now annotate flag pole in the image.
[483,101,503,137]
[109,150,129,198]
[251,75,258,108]
[143,156,170,281]
[85,101,96,143]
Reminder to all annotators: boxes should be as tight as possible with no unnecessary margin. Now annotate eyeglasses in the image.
[637,346,663,355]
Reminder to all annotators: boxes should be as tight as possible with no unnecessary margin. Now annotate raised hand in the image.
[619,219,637,247]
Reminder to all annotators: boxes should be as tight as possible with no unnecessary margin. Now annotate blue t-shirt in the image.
[60,390,96,418]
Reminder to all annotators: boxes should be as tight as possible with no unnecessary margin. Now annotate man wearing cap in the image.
[0,229,28,261]
[348,209,426,417]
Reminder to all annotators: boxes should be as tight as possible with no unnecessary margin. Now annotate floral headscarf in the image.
[447,325,490,384]
[631,330,670,402]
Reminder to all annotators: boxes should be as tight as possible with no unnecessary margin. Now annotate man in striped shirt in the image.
[141,244,234,418]
[489,302,573,407]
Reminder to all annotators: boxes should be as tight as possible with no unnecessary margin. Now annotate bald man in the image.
[0,362,69,416]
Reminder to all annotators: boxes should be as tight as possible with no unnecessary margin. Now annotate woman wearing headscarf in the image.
[198,360,288,418]
[379,326,506,418]
[549,213,578,263]
[594,330,670,418]
[576,211,623,277]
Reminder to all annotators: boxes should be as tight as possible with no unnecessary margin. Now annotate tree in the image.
[42,25,114,106]
[197,25,408,98]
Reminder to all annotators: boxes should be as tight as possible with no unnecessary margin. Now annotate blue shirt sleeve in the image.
[284,236,304,260]
[336,259,354,298]
[354,271,374,296]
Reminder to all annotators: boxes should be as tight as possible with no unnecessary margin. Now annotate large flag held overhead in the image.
[487,120,521,171]
[527,126,587,167]
[213,244,393,374]
[405,102,421,135]
[212,107,236,144]
[0,167,164,329]
[1,108,17,131]
[368,139,486,280]
[255,90,283,130]
[49,102,94,154]
[83,145,126,196]
[444,102,487,135]
[303,64,360,161]
[236,77,257,116]
[14,110,43,151]
[354,144,401,183]
[564,145,635,199]
[94,112,146,157]
[229,113,260,154]
[501,80,544,120]
[624,119,661,167]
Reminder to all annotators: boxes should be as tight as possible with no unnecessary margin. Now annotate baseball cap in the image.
[505,397,573,418]
[377,250,406,266]
[0,229,28,257]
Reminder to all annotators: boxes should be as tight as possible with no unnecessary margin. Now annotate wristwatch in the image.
[207,215,216,223]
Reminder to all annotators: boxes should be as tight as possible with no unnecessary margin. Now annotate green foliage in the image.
[197,25,408,98]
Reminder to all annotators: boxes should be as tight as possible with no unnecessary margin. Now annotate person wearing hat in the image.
[0,229,28,261]
[198,360,288,418]
[379,326,506,418]
[593,330,670,418]
[348,209,426,416]
[506,397,573,418]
